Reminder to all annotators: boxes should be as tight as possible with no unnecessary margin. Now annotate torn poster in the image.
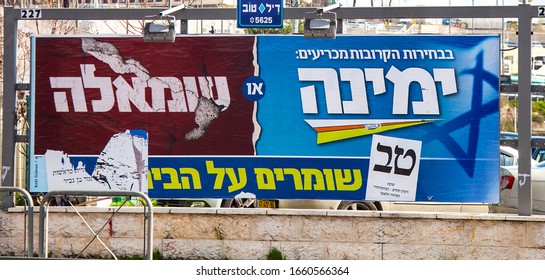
[42,130,148,192]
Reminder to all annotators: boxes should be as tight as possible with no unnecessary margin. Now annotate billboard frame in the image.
[1,4,537,215]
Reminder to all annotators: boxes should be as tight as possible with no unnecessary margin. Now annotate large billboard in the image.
[30,35,500,203]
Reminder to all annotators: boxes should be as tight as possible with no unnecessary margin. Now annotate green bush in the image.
[266,247,285,260]
[534,101,545,116]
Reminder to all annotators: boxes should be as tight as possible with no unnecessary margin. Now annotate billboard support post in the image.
[1,7,19,209]
[517,4,533,216]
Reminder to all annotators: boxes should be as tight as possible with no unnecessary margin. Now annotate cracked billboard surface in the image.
[30,35,500,203]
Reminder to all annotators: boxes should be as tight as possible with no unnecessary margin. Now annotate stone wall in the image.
[2,207,545,260]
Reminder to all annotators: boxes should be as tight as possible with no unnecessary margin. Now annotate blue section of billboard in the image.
[69,151,498,202]
[253,35,500,202]
[237,0,283,28]
[145,156,499,202]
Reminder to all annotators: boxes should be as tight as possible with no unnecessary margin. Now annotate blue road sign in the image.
[237,0,283,28]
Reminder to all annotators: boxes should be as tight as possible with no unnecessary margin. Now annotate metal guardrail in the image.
[38,190,153,260]
[0,187,34,257]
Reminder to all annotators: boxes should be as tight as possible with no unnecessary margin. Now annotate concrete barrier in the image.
[2,207,545,260]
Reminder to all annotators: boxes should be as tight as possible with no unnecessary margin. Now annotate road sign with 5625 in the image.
[237,0,284,28]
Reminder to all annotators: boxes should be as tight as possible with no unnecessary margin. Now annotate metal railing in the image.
[0,187,34,257]
[38,190,153,259]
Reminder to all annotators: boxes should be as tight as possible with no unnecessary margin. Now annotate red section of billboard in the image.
[34,36,257,155]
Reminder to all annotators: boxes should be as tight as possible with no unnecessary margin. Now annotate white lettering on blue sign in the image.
[296,48,455,62]
[242,3,257,13]
[298,67,457,115]
[246,82,264,96]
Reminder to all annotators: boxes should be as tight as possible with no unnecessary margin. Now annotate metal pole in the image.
[517,4,533,216]
[159,3,186,16]
[2,7,523,21]
[1,7,17,209]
